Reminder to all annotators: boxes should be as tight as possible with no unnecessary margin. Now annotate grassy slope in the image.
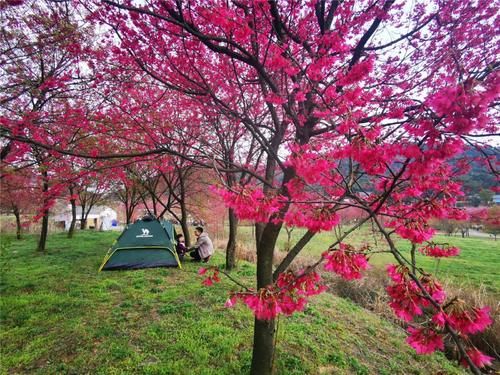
[0,232,465,375]
[238,225,500,297]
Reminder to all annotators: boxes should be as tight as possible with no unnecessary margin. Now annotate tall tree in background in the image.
[113,170,143,224]
[76,175,109,229]
[209,114,264,270]
[484,206,500,240]
[0,169,38,239]
[0,0,96,250]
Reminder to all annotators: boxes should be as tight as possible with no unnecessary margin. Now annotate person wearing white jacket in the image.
[189,226,214,263]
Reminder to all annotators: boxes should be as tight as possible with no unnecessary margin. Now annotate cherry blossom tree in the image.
[0,0,98,250]
[90,1,498,373]
[483,206,500,240]
[207,114,264,270]
[111,169,143,225]
[0,168,38,239]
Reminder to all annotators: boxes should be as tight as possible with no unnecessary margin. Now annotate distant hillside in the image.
[456,146,499,198]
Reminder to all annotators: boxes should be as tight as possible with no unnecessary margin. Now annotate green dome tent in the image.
[98,219,181,271]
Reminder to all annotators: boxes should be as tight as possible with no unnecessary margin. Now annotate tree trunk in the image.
[126,206,132,224]
[251,318,276,375]
[225,208,238,270]
[180,200,191,247]
[80,203,86,230]
[37,172,49,252]
[255,222,264,246]
[37,210,49,252]
[124,199,133,224]
[250,222,281,375]
[13,206,21,240]
[152,195,158,217]
[68,195,76,238]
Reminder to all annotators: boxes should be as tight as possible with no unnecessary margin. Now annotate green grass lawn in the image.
[0,231,465,374]
[237,225,500,297]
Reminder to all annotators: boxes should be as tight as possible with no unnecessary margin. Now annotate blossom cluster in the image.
[461,348,494,369]
[225,271,327,320]
[427,84,496,135]
[390,219,435,244]
[406,327,444,354]
[419,243,460,258]
[197,267,220,287]
[386,265,446,322]
[284,205,340,233]
[386,265,493,369]
[444,305,493,336]
[322,243,370,280]
[214,186,283,223]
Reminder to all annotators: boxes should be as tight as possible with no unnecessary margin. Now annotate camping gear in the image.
[99,219,181,271]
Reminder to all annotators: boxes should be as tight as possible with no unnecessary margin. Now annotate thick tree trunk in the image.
[225,208,238,270]
[37,172,49,252]
[255,222,264,246]
[251,318,276,375]
[250,222,281,375]
[13,206,21,240]
[68,197,76,238]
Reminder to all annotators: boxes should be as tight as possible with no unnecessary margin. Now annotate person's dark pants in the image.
[189,249,202,261]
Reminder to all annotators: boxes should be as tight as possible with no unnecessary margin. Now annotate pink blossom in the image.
[323,244,370,280]
[386,264,405,283]
[284,206,340,232]
[229,271,327,320]
[394,221,435,243]
[202,278,213,287]
[198,268,221,287]
[264,92,287,105]
[337,57,374,86]
[419,244,460,257]
[386,282,424,321]
[214,186,283,223]
[432,311,448,328]
[448,306,493,335]
[406,327,444,354]
[461,348,494,369]
[224,296,237,308]
[420,277,446,304]
[241,292,281,320]
[283,271,327,297]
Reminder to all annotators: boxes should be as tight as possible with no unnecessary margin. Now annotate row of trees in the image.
[0,156,217,246]
[433,206,500,240]
[1,1,498,374]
